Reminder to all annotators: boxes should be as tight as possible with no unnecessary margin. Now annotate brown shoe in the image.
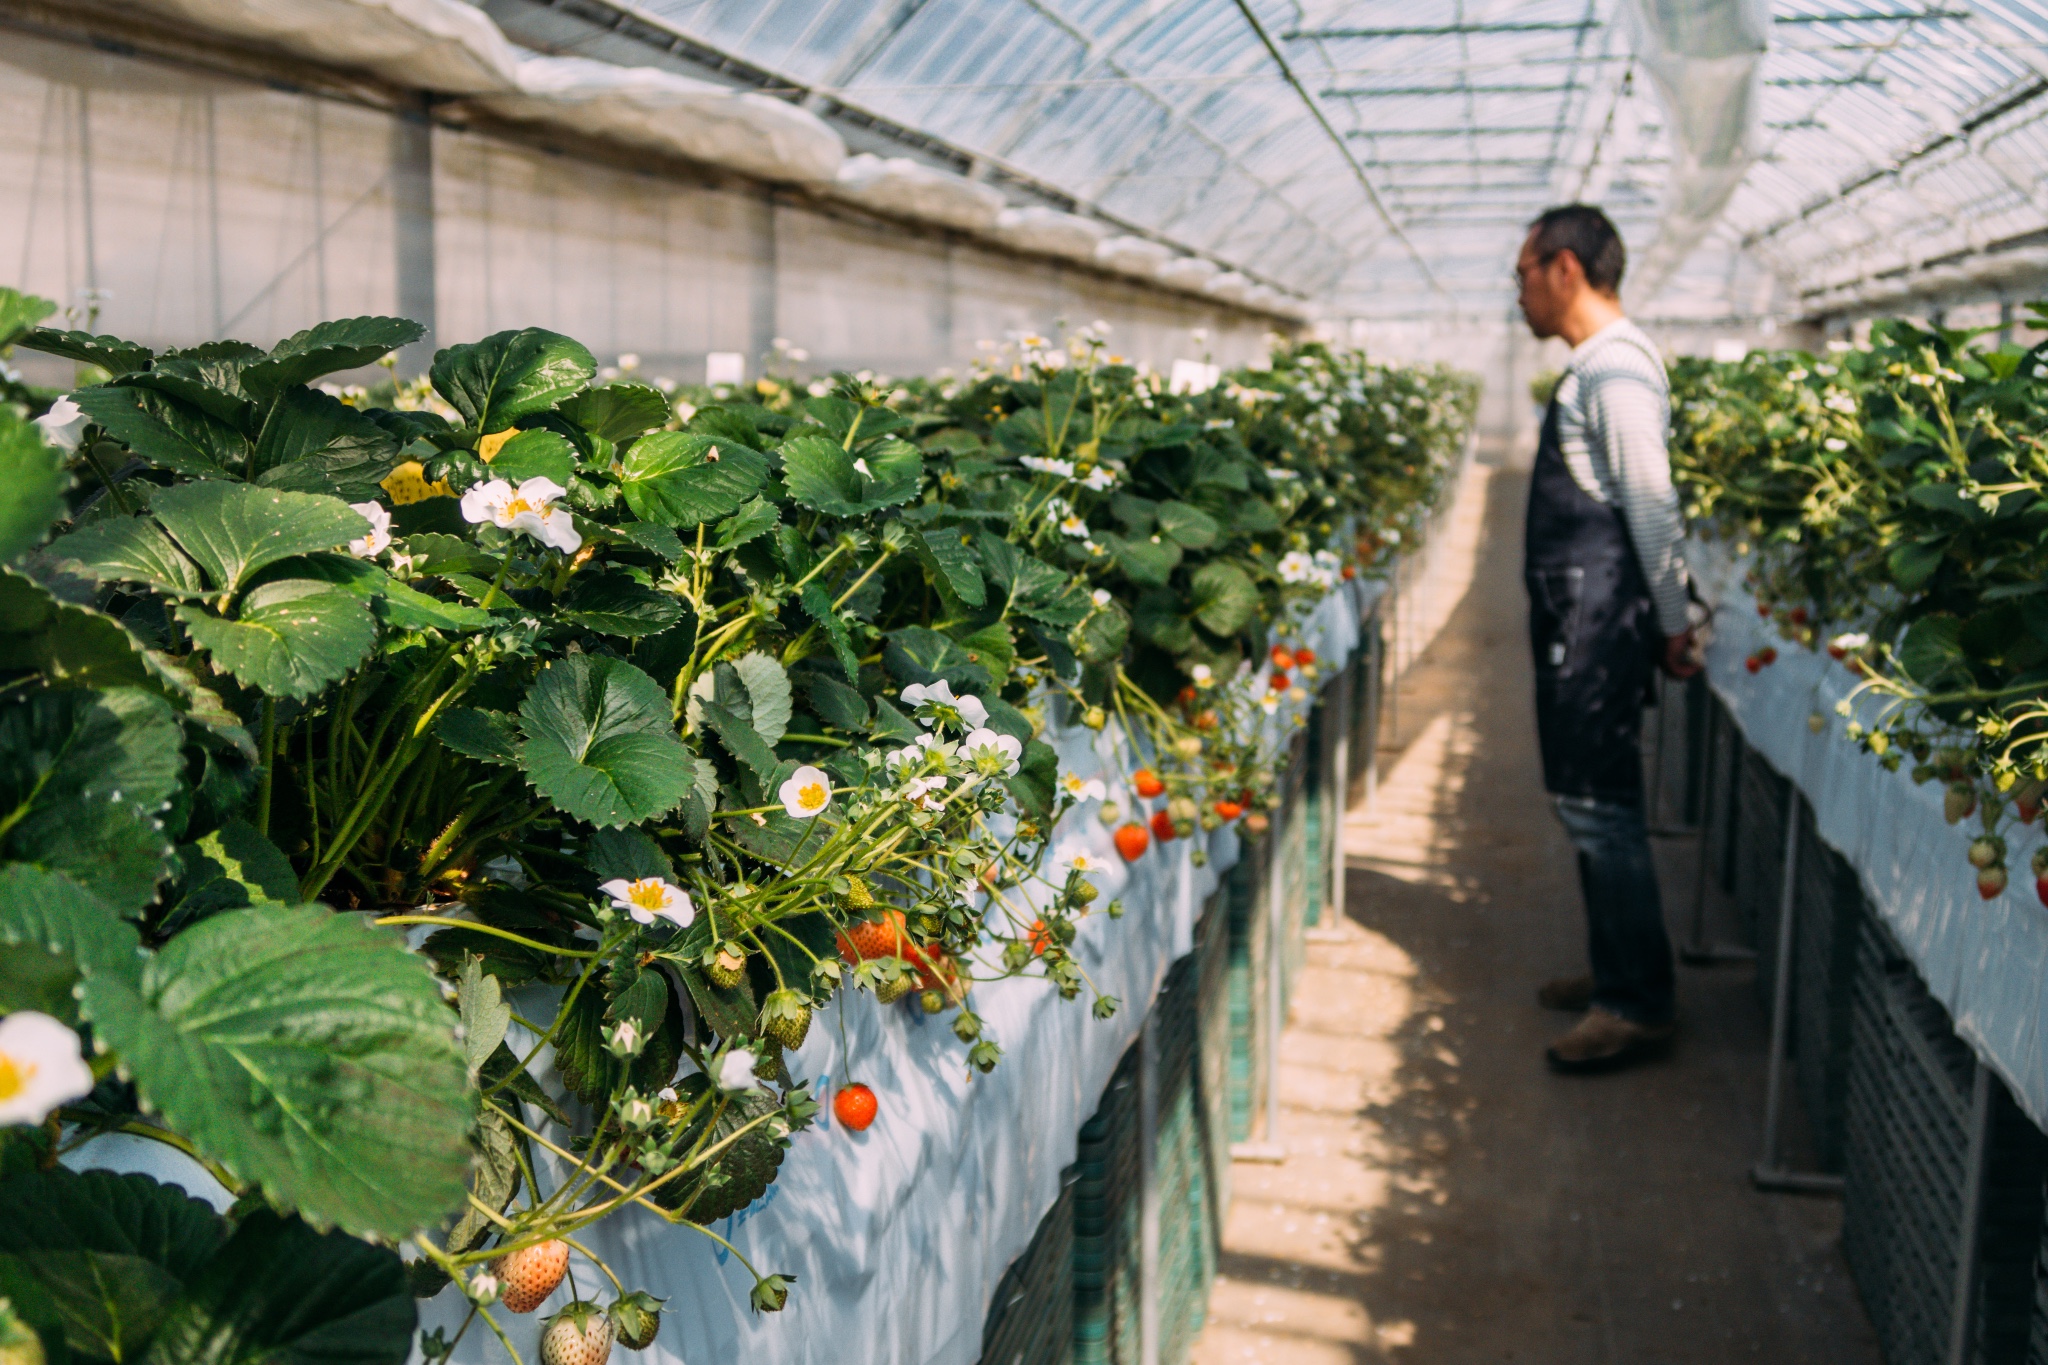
[1537,975,1595,1012]
[1545,1008,1675,1074]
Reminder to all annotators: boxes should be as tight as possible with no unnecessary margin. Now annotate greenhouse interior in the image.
[11,0,2048,1362]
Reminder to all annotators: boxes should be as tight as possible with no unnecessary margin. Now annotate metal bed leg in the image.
[1680,700,1757,967]
[1138,1012,1160,1365]
[1307,663,1351,944]
[1943,1062,1993,1365]
[1646,671,1700,839]
[1232,810,1289,1164]
[1751,787,1843,1194]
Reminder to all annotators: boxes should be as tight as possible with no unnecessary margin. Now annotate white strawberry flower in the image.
[347,501,393,558]
[1083,540,1107,557]
[886,732,943,773]
[901,774,949,810]
[32,396,87,453]
[1277,551,1315,584]
[0,1011,94,1126]
[459,476,582,552]
[1021,455,1075,478]
[1092,589,1113,608]
[1061,515,1090,538]
[599,877,696,929]
[716,1047,761,1092]
[1052,843,1105,876]
[1082,466,1116,491]
[779,765,833,819]
[900,680,988,731]
[607,1018,646,1058]
[962,727,1023,776]
[1191,663,1214,686]
[1061,772,1108,803]
[467,1271,503,1305]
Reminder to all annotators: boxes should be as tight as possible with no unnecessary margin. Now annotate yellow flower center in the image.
[0,1051,30,1101]
[627,881,668,911]
[797,783,828,812]
[501,497,536,518]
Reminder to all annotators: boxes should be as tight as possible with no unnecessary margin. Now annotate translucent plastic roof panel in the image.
[533,0,2048,322]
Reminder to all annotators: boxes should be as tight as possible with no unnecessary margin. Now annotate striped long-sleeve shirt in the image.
[1553,317,1691,636]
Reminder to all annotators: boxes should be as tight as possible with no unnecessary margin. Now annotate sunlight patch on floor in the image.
[1341,708,1481,894]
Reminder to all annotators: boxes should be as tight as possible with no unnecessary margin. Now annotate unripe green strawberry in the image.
[1069,878,1099,906]
[1978,865,2009,900]
[2033,846,2048,880]
[541,1301,613,1365]
[1945,783,1977,825]
[876,967,916,1004]
[707,946,747,989]
[840,875,876,911]
[608,1292,664,1351]
[1968,835,2005,869]
[919,988,946,1014]
[759,989,811,1050]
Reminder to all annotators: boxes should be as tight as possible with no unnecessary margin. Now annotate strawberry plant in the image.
[0,290,1470,1360]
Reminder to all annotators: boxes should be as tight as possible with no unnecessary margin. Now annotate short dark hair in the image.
[1528,205,1626,293]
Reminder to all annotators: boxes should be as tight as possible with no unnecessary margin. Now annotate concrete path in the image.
[1190,470,1879,1365]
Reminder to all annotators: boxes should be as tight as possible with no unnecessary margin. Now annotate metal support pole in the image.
[1364,616,1382,810]
[1308,663,1351,944]
[1944,1062,1994,1365]
[1233,809,1289,1163]
[1645,672,1700,839]
[1752,786,1843,1194]
[1681,700,1756,967]
[1138,1012,1160,1365]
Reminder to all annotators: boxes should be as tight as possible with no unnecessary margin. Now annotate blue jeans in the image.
[1553,795,1675,1025]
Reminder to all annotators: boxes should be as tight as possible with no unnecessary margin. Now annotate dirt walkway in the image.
[1190,469,1879,1365]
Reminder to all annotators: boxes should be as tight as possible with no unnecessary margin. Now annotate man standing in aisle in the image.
[1513,204,1698,1074]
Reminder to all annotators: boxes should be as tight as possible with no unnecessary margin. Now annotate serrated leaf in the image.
[559,382,673,442]
[687,404,770,454]
[1190,561,1258,635]
[673,961,757,1043]
[434,708,520,768]
[613,521,685,561]
[701,698,778,777]
[1073,600,1130,663]
[140,1208,415,1365]
[1889,539,1944,591]
[125,355,257,430]
[0,407,67,564]
[0,288,56,348]
[77,905,469,1240]
[1898,614,1969,689]
[177,582,376,700]
[884,625,991,692]
[586,827,671,883]
[52,516,207,596]
[71,386,241,480]
[458,955,511,1078]
[1004,739,1059,822]
[429,328,595,432]
[485,428,575,486]
[1104,533,1180,588]
[19,327,153,375]
[780,433,922,516]
[801,671,868,731]
[193,818,297,905]
[517,656,697,828]
[0,689,184,910]
[0,1248,183,1360]
[919,529,986,607]
[870,698,921,743]
[606,964,669,1040]
[733,651,792,746]
[619,432,769,527]
[240,315,424,396]
[150,482,370,593]
[799,582,860,682]
[0,570,154,690]
[1156,500,1220,549]
[557,572,684,637]
[248,386,401,501]
[955,621,1014,691]
[715,496,778,550]
[0,865,144,1023]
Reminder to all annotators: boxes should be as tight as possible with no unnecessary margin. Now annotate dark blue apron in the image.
[1524,394,1658,802]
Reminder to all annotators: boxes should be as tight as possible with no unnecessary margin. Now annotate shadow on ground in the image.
[1192,470,1878,1365]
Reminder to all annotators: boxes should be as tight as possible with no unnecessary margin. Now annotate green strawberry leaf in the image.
[733,651,792,746]
[558,382,673,442]
[0,288,55,348]
[0,406,67,565]
[714,496,779,550]
[240,316,425,397]
[78,904,470,1240]
[799,582,860,682]
[1156,500,1220,549]
[516,656,697,827]
[430,328,595,432]
[486,428,576,486]
[19,327,154,376]
[248,386,401,501]
[0,570,156,691]
[149,482,369,593]
[434,708,520,768]
[457,954,511,1078]
[70,386,242,481]
[176,581,377,700]
[779,433,921,516]
[557,572,685,638]
[140,1208,414,1365]
[1190,561,1258,636]
[0,689,184,910]
[619,432,768,527]
[918,529,986,607]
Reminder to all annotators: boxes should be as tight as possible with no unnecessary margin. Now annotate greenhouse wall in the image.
[0,23,1279,384]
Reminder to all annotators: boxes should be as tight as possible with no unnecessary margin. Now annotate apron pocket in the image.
[1528,566,1586,676]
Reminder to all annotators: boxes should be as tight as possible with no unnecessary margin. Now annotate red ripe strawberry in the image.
[1114,823,1151,861]
[1294,647,1316,666]
[2020,797,2042,824]
[1176,685,1198,708]
[1029,918,1051,956]
[1978,865,2009,900]
[838,910,910,965]
[1944,783,1977,825]
[491,1240,569,1314]
[1341,566,1356,580]
[1133,769,1165,798]
[1757,601,1772,618]
[1271,646,1297,670]
[1213,799,1244,821]
[1194,709,1218,731]
[1269,671,1290,692]
[834,1083,878,1132]
[1745,656,1762,674]
[1789,606,1808,625]
[541,1302,613,1365]
[1759,646,1778,665]
[1828,642,1847,660]
[1150,809,1177,842]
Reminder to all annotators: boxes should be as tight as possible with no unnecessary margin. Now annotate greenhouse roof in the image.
[491,0,2048,324]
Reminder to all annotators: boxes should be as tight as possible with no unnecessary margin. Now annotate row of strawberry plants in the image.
[1667,308,2048,903]
[0,294,1473,1365]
